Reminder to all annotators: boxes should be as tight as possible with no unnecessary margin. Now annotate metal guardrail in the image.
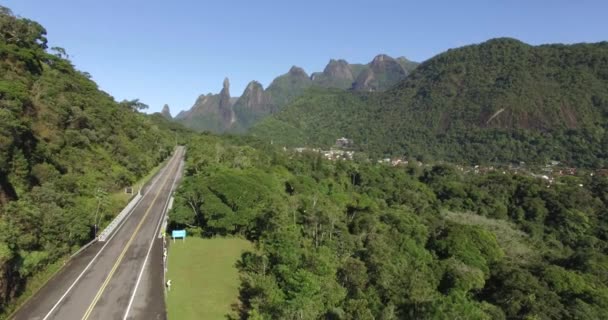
[159,157,184,239]
[98,193,142,242]
[97,152,175,242]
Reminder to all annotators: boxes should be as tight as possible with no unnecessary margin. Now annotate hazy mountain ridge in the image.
[176,54,418,133]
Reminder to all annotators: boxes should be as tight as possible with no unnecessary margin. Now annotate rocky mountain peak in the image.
[179,53,418,132]
[221,77,230,96]
[245,80,264,92]
[372,54,387,63]
[352,54,407,92]
[371,54,398,68]
[323,59,353,80]
[161,104,172,119]
[236,80,270,112]
[288,66,308,78]
[219,77,234,127]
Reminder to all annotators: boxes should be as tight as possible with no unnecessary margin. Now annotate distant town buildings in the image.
[323,149,354,161]
[292,147,354,161]
[335,137,353,149]
[289,137,357,161]
[377,157,411,167]
[288,141,607,184]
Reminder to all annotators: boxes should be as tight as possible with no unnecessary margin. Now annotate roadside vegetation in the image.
[0,7,191,314]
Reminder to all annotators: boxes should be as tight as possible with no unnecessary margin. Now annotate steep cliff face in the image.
[175,78,235,133]
[183,94,221,118]
[311,59,355,89]
[219,77,235,127]
[229,67,315,132]
[236,81,271,112]
[325,59,354,80]
[232,81,272,131]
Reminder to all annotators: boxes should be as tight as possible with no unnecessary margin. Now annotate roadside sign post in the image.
[172,230,186,242]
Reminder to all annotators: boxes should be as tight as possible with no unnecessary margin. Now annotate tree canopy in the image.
[170,135,608,319]
[0,7,191,312]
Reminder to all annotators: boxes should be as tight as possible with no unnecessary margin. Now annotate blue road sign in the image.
[172,230,186,239]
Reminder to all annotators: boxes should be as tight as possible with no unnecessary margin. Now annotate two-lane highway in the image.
[13,146,185,320]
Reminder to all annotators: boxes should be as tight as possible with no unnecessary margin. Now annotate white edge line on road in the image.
[123,150,183,320]
[69,157,168,258]
[40,152,178,320]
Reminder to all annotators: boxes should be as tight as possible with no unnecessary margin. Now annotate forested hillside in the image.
[0,7,187,311]
[251,39,608,167]
[170,135,608,319]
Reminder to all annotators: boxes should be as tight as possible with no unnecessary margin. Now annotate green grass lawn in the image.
[166,237,252,320]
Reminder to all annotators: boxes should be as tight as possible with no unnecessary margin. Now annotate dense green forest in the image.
[0,7,188,311]
[170,135,608,319]
[4,4,608,319]
[251,39,608,168]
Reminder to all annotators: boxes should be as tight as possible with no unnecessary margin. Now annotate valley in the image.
[1,3,608,320]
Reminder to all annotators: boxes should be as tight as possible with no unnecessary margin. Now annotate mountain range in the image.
[3,4,608,318]
[175,54,418,133]
[251,38,608,167]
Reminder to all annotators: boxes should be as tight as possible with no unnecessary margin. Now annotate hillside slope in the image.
[251,38,608,167]
[0,7,186,310]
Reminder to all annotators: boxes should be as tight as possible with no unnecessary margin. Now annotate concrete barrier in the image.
[98,193,143,241]
[158,157,184,239]
[97,153,174,242]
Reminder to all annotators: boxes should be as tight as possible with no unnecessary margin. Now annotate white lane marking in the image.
[41,153,179,320]
[123,150,183,320]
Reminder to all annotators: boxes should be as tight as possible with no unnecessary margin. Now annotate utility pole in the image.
[94,188,102,239]
[94,188,108,239]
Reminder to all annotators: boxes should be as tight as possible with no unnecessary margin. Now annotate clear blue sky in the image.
[3,0,607,114]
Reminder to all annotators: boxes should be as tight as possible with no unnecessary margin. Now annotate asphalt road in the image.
[12,146,185,320]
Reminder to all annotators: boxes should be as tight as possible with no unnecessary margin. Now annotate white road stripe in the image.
[41,152,179,320]
[122,149,183,320]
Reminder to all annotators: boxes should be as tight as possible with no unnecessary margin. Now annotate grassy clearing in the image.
[444,211,538,263]
[166,237,253,320]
